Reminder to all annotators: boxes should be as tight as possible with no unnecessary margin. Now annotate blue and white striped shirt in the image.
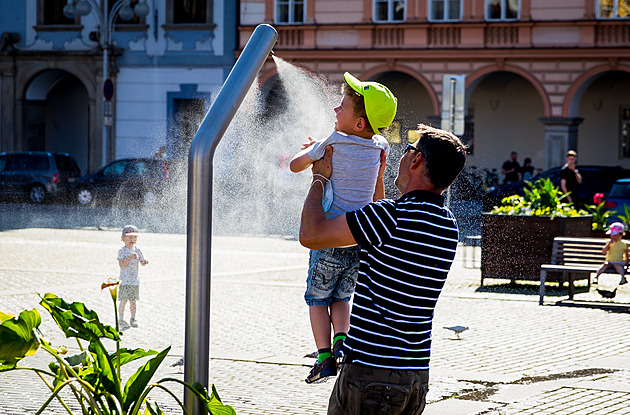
[345,190,459,369]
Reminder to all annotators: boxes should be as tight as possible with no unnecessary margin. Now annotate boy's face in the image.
[334,95,362,135]
[611,233,623,241]
[122,234,137,245]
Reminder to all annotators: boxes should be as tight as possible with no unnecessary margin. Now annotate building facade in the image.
[0,0,236,174]
[241,0,630,174]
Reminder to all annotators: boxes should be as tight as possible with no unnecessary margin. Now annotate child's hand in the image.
[300,136,317,150]
[140,259,148,266]
[128,253,139,260]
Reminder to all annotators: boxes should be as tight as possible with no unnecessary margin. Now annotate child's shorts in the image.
[304,246,360,306]
[118,284,140,301]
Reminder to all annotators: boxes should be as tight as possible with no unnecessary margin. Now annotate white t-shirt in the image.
[308,131,389,218]
[118,246,145,285]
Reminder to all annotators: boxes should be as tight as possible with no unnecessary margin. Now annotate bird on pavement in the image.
[444,326,469,339]
[171,357,184,372]
[597,288,617,299]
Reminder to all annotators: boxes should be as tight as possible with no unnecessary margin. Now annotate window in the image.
[171,0,212,24]
[374,0,405,22]
[39,0,77,25]
[276,0,305,24]
[486,0,519,21]
[598,0,630,18]
[621,107,630,158]
[429,0,462,21]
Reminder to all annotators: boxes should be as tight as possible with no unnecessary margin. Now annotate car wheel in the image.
[143,190,157,207]
[29,185,46,204]
[77,188,95,206]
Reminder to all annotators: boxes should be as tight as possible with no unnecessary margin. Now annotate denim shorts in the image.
[304,246,360,306]
[328,362,429,415]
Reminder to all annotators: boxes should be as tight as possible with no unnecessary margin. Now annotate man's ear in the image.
[409,151,424,170]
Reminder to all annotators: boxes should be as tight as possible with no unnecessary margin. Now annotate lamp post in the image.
[64,0,150,166]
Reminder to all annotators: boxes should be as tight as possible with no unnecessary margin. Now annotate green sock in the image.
[317,348,332,363]
[333,333,346,347]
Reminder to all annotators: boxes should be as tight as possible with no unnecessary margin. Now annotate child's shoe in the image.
[130,317,138,327]
[305,356,336,384]
[333,338,345,361]
[118,319,130,330]
[620,276,628,285]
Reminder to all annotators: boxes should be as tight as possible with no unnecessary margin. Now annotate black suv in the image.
[0,152,81,204]
[73,158,171,207]
[483,165,630,211]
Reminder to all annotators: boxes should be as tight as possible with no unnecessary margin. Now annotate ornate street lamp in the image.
[64,0,150,165]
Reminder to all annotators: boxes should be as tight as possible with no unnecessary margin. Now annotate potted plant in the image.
[585,193,617,237]
[481,178,592,285]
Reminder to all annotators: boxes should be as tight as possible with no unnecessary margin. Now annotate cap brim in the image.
[344,72,363,95]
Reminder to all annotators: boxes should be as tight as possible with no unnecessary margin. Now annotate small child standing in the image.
[290,72,397,383]
[595,222,628,285]
[118,225,148,329]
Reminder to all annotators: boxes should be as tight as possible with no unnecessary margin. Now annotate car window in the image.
[30,156,50,171]
[123,161,140,175]
[0,156,6,172]
[608,183,630,198]
[102,161,127,176]
[55,155,80,174]
[6,155,29,171]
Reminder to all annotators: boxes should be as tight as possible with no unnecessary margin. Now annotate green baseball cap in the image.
[344,72,398,134]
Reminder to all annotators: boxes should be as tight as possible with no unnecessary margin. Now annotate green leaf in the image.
[123,346,171,412]
[114,347,160,368]
[39,293,120,343]
[190,383,237,415]
[144,400,165,415]
[0,309,41,365]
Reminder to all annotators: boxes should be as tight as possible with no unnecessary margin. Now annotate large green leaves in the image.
[123,346,170,412]
[39,293,120,342]
[0,309,41,366]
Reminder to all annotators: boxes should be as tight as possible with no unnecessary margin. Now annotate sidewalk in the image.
[0,228,629,414]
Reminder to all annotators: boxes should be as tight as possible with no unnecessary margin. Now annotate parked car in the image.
[483,165,630,211]
[73,158,170,207]
[603,178,630,221]
[0,151,81,204]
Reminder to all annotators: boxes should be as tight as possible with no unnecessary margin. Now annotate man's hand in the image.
[312,145,333,179]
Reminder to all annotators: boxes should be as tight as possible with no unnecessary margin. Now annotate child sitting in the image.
[595,222,628,285]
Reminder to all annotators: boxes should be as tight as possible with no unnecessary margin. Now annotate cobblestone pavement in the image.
[1,228,630,414]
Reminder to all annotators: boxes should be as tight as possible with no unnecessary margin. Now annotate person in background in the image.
[299,124,466,414]
[501,151,520,183]
[594,222,628,286]
[117,225,148,330]
[521,157,536,182]
[560,150,582,208]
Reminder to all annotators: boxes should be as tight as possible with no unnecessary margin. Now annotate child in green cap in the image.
[290,72,397,384]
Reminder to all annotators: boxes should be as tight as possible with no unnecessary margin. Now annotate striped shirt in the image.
[345,190,459,369]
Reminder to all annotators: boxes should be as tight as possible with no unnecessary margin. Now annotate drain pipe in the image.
[184,24,277,413]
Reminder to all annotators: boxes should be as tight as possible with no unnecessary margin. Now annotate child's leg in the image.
[595,263,611,280]
[118,299,127,320]
[130,300,137,319]
[330,300,350,336]
[309,305,332,350]
[611,263,628,284]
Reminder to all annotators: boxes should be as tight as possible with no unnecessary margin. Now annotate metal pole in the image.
[184,24,277,414]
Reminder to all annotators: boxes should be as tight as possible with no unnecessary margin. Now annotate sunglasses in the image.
[404,143,421,154]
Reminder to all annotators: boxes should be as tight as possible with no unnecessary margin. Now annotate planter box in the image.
[480,213,592,284]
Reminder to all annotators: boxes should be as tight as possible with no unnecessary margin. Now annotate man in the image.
[501,151,520,183]
[560,150,582,208]
[300,124,466,414]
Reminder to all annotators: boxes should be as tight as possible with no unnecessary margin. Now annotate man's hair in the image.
[342,83,374,133]
[414,124,467,192]
[566,150,577,157]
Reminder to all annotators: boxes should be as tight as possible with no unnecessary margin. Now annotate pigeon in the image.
[444,326,468,339]
[171,357,184,372]
[597,288,617,299]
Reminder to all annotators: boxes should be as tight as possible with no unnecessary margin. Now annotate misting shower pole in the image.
[184,24,277,413]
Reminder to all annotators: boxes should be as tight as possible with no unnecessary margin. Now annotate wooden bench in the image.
[538,236,627,305]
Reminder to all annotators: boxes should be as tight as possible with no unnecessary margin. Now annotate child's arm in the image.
[373,150,387,202]
[119,252,138,269]
[625,243,629,266]
[289,137,317,173]
[602,240,611,255]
